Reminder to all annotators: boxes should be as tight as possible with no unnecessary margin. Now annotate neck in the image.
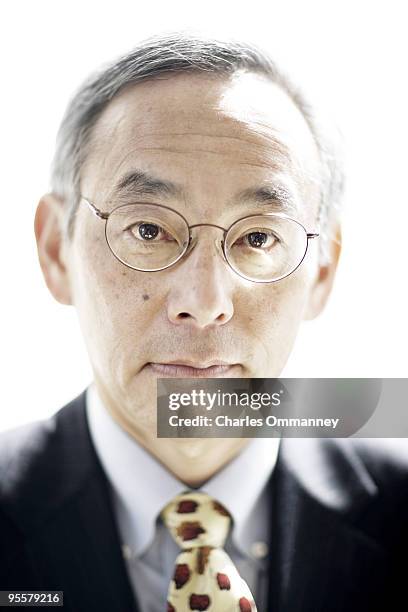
[141,436,251,488]
[94,381,251,486]
[107,402,249,486]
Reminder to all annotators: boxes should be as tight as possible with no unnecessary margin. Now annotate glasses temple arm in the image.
[81,197,109,220]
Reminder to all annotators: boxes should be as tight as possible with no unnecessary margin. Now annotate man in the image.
[1,33,407,611]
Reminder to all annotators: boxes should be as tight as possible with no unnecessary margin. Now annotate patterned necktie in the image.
[161,491,258,612]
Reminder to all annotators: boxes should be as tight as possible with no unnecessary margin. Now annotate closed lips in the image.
[148,363,237,377]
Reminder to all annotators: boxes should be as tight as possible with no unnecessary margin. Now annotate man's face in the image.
[54,71,332,435]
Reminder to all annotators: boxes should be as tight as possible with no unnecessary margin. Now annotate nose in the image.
[167,231,234,329]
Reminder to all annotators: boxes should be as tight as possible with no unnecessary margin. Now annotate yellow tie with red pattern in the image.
[161,491,258,612]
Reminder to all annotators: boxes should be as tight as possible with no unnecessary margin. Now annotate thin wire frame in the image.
[80,197,320,283]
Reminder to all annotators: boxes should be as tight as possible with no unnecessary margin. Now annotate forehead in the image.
[82,71,321,218]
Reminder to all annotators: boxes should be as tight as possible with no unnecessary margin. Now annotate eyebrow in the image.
[113,169,298,215]
[236,183,298,215]
[113,170,184,200]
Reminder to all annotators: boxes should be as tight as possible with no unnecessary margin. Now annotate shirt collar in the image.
[86,383,280,558]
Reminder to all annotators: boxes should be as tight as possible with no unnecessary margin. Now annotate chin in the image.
[173,438,217,458]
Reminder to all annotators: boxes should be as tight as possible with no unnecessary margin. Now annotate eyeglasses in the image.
[81,197,319,283]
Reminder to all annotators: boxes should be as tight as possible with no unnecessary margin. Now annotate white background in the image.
[1,1,407,430]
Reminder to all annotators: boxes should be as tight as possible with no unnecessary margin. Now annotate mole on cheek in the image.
[142,294,150,301]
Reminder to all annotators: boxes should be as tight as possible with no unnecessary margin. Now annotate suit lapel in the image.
[268,439,386,612]
[27,474,139,612]
[10,391,139,612]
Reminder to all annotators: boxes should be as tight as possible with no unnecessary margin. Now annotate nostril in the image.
[175,311,228,324]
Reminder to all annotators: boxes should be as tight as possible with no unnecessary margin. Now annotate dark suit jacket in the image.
[1,390,408,611]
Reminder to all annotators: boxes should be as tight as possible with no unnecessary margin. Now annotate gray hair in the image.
[51,32,344,262]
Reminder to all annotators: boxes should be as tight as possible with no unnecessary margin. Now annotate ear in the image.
[303,223,342,320]
[34,193,73,305]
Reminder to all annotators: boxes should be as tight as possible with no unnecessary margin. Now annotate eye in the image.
[247,231,268,248]
[128,222,174,242]
[239,230,279,250]
[138,222,160,240]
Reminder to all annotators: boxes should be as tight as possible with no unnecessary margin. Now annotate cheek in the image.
[243,270,311,371]
[68,231,164,368]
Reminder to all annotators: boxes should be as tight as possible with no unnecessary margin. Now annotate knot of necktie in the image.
[161,491,232,550]
[161,491,257,612]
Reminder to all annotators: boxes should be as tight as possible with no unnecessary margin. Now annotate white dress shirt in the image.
[86,383,280,612]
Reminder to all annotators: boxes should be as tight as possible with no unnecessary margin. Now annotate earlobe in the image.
[303,224,342,320]
[34,193,72,306]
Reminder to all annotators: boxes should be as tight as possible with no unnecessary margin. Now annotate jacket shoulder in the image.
[0,391,91,533]
[349,438,408,487]
[0,417,57,497]
[280,437,408,520]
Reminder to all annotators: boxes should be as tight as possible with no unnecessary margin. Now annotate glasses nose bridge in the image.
[189,222,227,234]
[187,222,228,257]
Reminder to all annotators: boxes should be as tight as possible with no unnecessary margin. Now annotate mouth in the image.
[146,361,239,378]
